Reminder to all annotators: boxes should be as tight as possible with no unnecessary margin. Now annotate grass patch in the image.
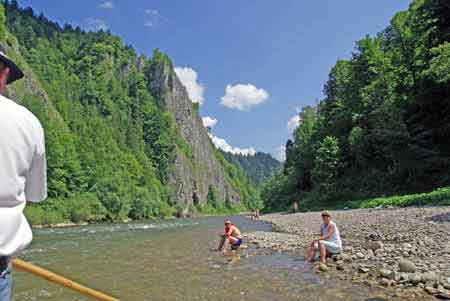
[355,187,450,208]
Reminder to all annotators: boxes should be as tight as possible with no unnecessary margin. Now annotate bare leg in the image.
[217,235,227,251]
[319,241,327,264]
[305,241,316,262]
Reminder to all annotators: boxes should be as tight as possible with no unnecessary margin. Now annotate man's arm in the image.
[25,122,47,203]
[225,226,235,237]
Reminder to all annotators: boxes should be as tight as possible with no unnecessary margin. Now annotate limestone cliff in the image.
[148,57,241,210]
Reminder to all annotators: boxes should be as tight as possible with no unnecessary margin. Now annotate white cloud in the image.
[174,67,205,105]
[145,9,159,15]
[287,114,300,132]
[144,9,166,28]
[274,145,286,162]
[144,21,154,28]
[220,84,269,111]
[84,18,108,31]
[202,116,218,129]
[208,134,256,156]
[99,1,114,9]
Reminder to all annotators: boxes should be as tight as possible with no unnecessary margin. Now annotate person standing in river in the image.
[305,211,342,264]
[217,219,243,254]
[0,46,47,301]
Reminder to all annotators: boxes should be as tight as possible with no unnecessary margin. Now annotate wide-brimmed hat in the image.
[0,45,24,84]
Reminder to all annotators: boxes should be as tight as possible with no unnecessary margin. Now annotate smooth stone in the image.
[422,271,439,283]
[319,263,329,272]
[341,254,352,262]
[367,241,384,251]
[379,269,393,279]
[359,266,370,273]
[380,278,391,286]
[409,273,422,285]
[425,286,438,295]
[374,249,384,256]
[356,252,365,259]
[403,243,413,249]
[399,258,416,273]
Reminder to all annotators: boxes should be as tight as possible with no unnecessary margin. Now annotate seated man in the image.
[305,211,342,264]
[217,219,243,253]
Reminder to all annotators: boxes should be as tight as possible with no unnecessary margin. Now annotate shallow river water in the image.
[14,216,389,300]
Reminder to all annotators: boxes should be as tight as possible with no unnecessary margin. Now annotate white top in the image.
[0,94,47,256]
[320,221,342,248]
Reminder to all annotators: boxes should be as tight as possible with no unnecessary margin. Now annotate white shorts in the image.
[315,240,341,258]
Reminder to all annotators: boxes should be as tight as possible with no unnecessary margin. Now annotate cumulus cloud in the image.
[208,134,256,156]
[84,18,108,31]
[99,1,114,9]
[144,9,166,28]
[287,114,300,132]
[220,84,269,111]
[174,67,205,105]
[274,145,286,162]
[202,116,218,129]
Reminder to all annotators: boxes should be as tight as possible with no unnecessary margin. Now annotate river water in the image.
[14,216,387,300]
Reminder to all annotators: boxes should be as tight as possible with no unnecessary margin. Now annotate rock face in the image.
[148,59,240,210]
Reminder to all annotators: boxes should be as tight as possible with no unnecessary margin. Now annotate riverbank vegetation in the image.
[262,0,450,212]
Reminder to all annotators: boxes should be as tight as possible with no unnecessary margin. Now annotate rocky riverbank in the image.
[245,207,450,300]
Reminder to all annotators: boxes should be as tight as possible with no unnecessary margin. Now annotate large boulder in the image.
[398,258,416,273]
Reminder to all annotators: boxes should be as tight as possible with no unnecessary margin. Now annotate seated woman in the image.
[305,211,342,265]
[217,219,242,254]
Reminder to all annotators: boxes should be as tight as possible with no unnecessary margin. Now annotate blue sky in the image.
[21,0,412,160]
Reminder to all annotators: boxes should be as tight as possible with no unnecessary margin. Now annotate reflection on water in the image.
[14,216,383,300]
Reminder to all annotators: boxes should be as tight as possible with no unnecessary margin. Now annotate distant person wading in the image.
[0,45,48,301]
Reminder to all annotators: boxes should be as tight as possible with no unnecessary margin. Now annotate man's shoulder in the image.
[0,95,43,132]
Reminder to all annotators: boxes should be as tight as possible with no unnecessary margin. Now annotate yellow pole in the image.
[12,259,119,301]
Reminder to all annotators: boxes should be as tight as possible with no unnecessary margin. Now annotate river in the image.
[14,216,386,300]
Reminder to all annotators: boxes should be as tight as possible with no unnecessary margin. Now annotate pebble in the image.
[367,241,383,251]
[359,266,370,273]
[319,263,329,272]
[398,259,416,273]
[379,269,393,279]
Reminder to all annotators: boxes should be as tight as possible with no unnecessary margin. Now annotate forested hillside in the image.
[221,151,281,185]
[262,0,450,211]
[1,1,258,224]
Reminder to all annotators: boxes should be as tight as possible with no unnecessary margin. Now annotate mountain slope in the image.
[1,2,255,222]
[221,151,281,185]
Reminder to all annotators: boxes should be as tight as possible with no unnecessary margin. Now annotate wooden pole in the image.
[12,259,119,301]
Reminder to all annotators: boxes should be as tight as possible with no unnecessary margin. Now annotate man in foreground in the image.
[217,219,243,254]
[305,211,342,265]
[0,46,47,300]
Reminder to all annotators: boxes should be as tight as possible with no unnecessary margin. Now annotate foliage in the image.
[1,1,194,223]
[220,151,281,185]
[213,148,262,210]
[2,1,258,224]
[358,187,450,208]
[311,136,341,201]
[262,0,450,211]
[206,185,219,209]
